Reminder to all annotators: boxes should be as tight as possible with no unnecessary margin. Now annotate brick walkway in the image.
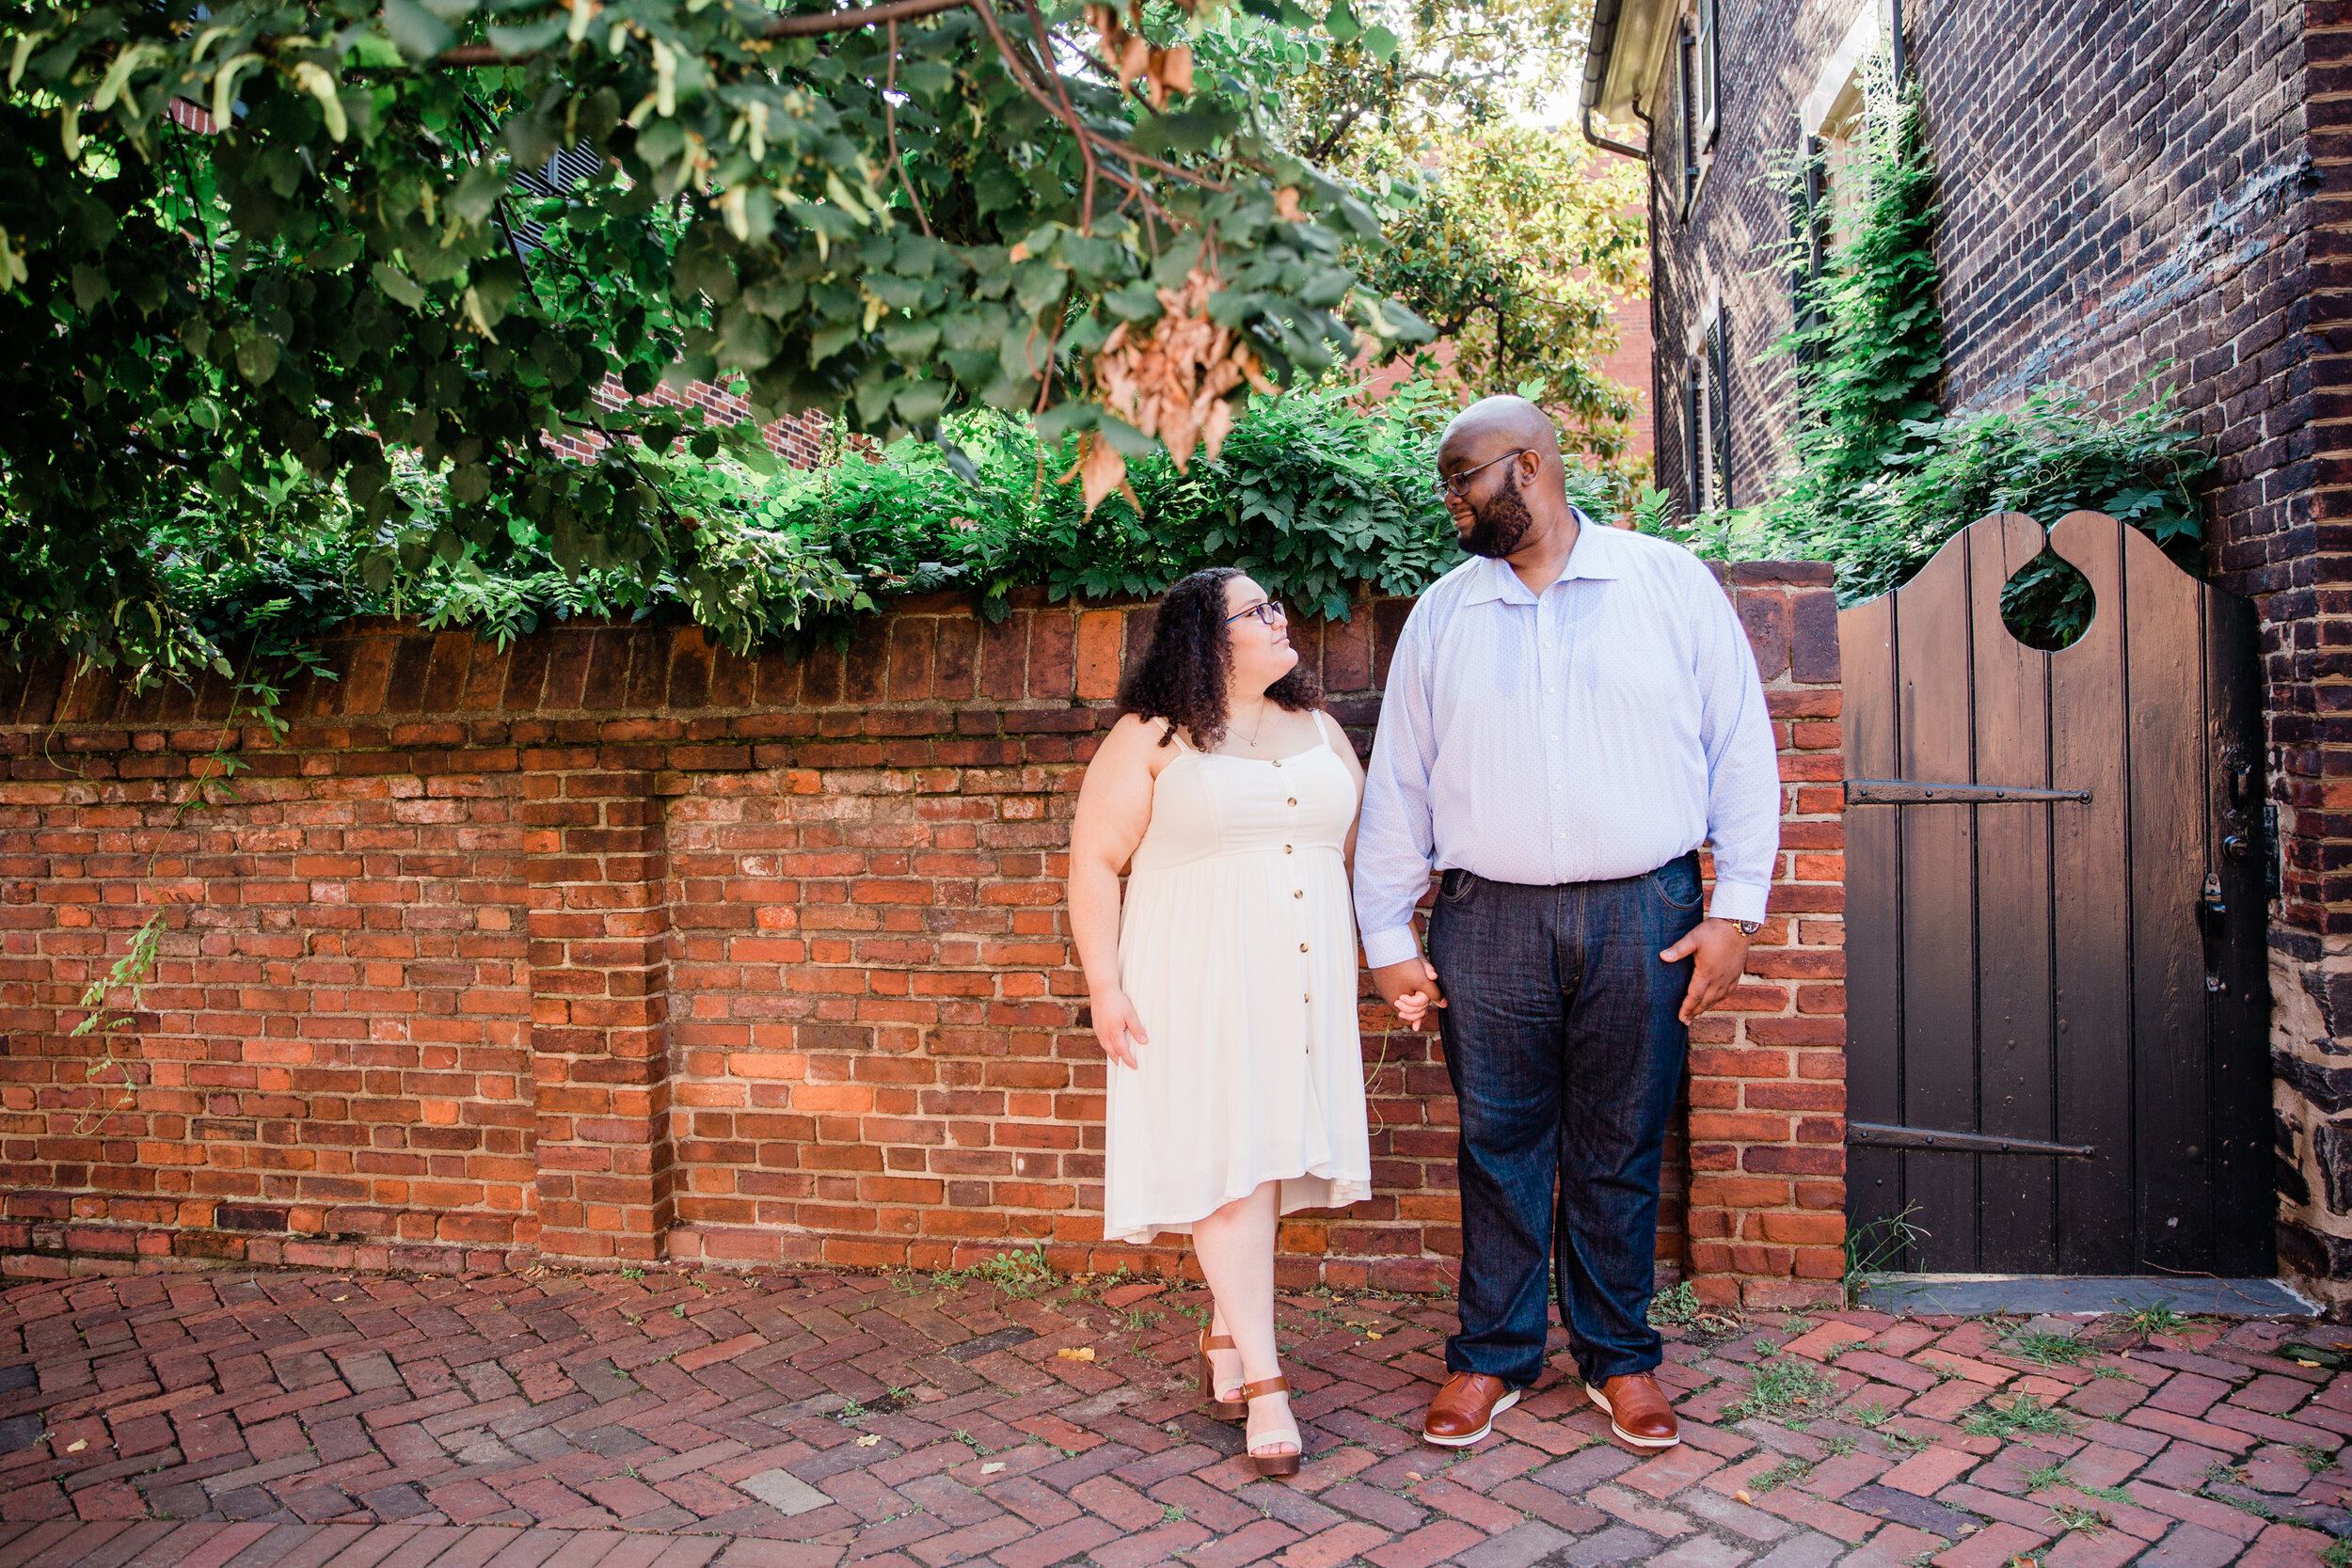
[0,1265,2346,1568]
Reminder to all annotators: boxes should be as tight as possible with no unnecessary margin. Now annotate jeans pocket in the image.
[1438,867,1479,906]
[1648,859,1702,912]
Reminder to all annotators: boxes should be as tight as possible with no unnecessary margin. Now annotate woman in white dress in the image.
[1069,568,1431,1477]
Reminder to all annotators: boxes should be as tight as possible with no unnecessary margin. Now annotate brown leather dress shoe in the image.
[1422,1371,1520,1448]
[1586,1371,1679,1449]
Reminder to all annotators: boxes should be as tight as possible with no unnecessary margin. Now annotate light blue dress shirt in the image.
[1354,516,1783,971]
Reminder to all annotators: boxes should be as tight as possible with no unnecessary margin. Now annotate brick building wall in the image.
[548,373,833,470]
[2273,4,2352,1303]
[1640,0,2352,1302]
[1645,0,2311,567]
[0,576,1844,1307]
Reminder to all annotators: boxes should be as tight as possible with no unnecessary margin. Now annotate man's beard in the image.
[1461,472,1535,558]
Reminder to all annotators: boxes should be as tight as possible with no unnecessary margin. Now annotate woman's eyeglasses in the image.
[1225,600,1288,627]
[1431,448,1531,499]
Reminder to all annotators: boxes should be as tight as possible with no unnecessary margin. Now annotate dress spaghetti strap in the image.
[1310,709,1351,764]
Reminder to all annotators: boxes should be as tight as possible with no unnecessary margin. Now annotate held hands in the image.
[1090,988,1150,1069]
[1660,918,1755,1024]
[1372,957,1446,1032]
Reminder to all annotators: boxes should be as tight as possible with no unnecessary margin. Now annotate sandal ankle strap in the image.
[1200,1333,1237,1351]
[1235,1375,1291,1402]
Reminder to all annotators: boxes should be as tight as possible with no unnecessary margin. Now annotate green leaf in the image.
[487,13,569,55]
[894,380,947,425]
[809,323,860,365]
[379,0,453,61]
[1096,415,1155,459]
[898,58,952,97]
[71,262,110,311]
[450,161,508,226]
[372,261,427,309]
[234,333,280,385]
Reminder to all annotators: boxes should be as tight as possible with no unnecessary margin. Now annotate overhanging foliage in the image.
[2,0,1432,681]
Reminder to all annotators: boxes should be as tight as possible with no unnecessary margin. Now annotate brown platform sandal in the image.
[1235,1374,1301,1478]
[1196,1326,1247,1420]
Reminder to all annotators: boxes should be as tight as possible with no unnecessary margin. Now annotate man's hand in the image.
[1660,919,1753,1024]
[1372,957,1446,1030]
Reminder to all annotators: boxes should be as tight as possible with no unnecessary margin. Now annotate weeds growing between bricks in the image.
[58,604,335,1134]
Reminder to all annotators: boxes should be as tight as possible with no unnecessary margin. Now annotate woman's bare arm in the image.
[1068,715,1169,1069]
[1320,709,1369,868]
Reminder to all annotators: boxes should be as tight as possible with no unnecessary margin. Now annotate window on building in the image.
[1695,0,1721,150]
[1673,22,1697,216]
[1672,0,1724,219]
[1797,7,1879,248]
[1684,311,1732,514]
[1708,315,1731,508]
[1788,134,1827,349]
[506,144,612,250]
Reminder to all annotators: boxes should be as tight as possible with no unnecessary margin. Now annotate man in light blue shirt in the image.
[1356,396,1780,1451]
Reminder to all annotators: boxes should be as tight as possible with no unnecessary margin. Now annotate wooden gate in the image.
[1840,511,2271,1275]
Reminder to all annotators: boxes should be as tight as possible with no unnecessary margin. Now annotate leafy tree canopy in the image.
[1225,0,1647,460]
[1355,120,1644,458]
[2,0,1434,680]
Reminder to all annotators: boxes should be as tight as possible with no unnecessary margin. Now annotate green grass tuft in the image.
[1649,1282,1701,1326]
[2003,1330,2095,1368]
[1727,1357,1840,1425]
[1961,1393,2076,1439]
[1748,1457,1813,1494]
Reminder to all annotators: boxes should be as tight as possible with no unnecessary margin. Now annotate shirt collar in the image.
[1459,507,1622,605]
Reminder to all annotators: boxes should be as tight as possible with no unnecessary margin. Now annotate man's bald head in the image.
[1440,395,1563,468]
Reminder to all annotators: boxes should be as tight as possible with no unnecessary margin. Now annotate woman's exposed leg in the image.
[1193,1180,1296,1459]
[1206,1303,1244,1403]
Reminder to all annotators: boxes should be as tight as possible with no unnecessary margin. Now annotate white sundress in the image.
[1102,721,1375,1243]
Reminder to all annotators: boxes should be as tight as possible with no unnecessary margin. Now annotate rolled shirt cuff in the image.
[1707,880,1770,926]
[1361,924,1422,970]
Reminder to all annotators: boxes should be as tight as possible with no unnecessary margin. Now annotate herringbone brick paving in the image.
[0,1264,2346,1567]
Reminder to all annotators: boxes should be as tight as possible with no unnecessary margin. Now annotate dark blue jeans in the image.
[1428,852,1703,1388]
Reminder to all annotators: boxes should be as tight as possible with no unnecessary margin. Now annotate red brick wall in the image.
[0,576,1842,1302]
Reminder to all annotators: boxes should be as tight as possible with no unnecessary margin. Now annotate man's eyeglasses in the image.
[1432,448,1531,499]
[1225,599,1288,627]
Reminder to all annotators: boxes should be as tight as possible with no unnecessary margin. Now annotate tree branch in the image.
[882,19,933,237]
[1017,0,1099,232]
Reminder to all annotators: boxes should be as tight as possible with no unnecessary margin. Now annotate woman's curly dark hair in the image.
[1118,567,1323,749]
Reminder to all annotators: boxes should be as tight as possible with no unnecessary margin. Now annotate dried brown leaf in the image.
[1076,435,1127,516]
[1200,395,1235,462]
[1155,44,1193,98]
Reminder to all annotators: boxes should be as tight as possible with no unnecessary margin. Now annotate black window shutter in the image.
[1707,317,1732,511]
[1683,357,1705,515]
[1802,135,1825,285]
[1791,135,1825,356]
